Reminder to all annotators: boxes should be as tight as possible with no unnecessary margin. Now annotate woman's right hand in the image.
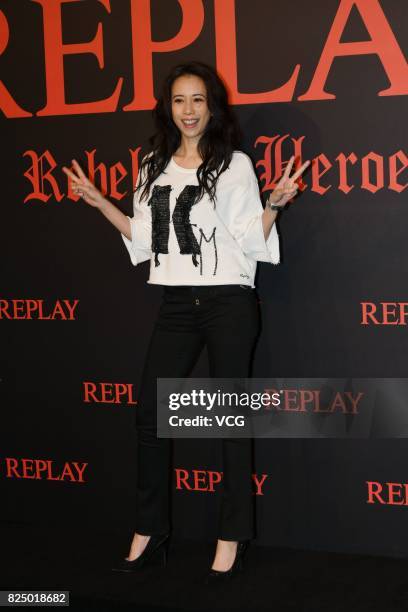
[62,159,106,209]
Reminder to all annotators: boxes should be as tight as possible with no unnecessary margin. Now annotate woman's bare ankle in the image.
[126,532,151,561]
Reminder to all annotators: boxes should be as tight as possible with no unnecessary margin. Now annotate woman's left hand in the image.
[267,156,310,208]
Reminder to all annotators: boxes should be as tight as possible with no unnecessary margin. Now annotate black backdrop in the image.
[1,0,408,557]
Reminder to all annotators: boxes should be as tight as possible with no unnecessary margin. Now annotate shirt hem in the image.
[147,279,256,289]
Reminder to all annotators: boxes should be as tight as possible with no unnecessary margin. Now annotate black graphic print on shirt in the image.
[196,226,218,276]
[148,184,217,275]
[172,185,201,267]
[148,185,171,267]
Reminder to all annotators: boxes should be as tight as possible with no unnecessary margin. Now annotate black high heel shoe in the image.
[204,540,250,584]
[112,533,170,572]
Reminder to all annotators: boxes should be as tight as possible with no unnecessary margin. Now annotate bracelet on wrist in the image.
[267,199,283,212]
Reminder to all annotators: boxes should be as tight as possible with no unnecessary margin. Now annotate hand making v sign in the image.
[62,159,106,209]
[267,156,311,210]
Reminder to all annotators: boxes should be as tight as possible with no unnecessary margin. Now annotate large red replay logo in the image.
[0,0,407,118]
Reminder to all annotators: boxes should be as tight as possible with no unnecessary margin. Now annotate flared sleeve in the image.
[121,158,152,266]
[227,154,280,264]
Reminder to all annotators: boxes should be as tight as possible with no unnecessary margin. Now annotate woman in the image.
[63,61,309,583]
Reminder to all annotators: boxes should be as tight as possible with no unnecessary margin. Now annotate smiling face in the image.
[171,74,211,145]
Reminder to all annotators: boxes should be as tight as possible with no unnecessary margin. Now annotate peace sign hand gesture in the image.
[267,156,310,209]
[62,159,106,209]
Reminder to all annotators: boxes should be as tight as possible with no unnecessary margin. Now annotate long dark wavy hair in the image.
[136,61,242,205]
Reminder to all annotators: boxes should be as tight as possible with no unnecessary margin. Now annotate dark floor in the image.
[2,523,408,612]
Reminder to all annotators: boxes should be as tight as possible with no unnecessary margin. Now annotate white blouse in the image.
[121,150,280,288]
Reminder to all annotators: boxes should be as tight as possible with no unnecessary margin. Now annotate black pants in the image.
[134,284,260,540]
